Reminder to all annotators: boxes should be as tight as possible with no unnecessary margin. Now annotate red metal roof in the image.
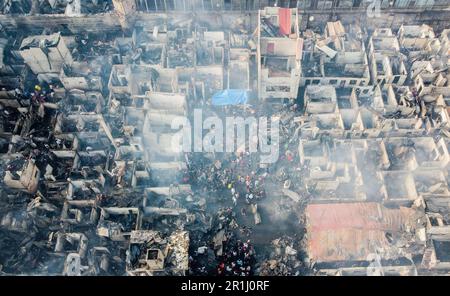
[306,202,418,262]
[278,8,291,36]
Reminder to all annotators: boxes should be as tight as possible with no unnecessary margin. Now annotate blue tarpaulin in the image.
[212,89,249,106]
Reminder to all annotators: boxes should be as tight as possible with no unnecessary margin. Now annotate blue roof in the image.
[211,89,249,106]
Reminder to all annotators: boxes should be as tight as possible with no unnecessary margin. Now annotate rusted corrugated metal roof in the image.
[306,202,418,262]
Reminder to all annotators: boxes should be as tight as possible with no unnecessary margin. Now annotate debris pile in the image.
[258,236,304,276]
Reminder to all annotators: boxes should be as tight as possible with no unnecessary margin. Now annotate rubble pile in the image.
[258,236,305,276]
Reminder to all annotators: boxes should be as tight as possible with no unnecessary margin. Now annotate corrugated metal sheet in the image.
[306,202,419,262]
[415,0,435,8]
[394,0,410,8]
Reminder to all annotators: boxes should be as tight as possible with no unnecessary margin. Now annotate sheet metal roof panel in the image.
[308,229,389,261]
[306,202,415,231]
[306,202,420,262]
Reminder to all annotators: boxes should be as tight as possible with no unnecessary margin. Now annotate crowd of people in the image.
[184,149,267,275]
[185,152,268,210]
[217,239,256,276]
[182,100,302,275]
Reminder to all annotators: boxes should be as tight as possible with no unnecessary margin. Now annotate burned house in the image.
[368,28,408,87]
[3,157,40,193]
[228,33,251,90]
[126,230,189,275]
[18,33,73,83]
[257,7,302,101]
[301,21,370,89]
